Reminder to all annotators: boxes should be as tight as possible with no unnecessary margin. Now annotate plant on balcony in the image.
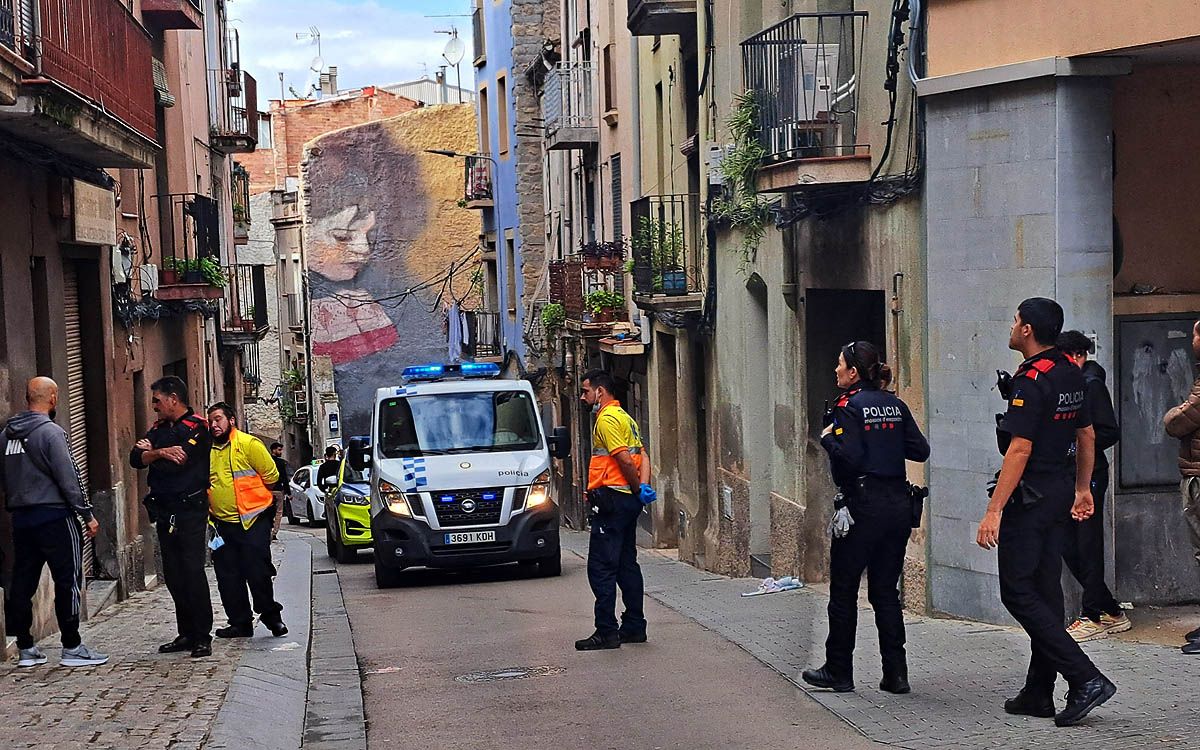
[232,203,249,224]
[632,216,686,294]
[584,290,624,323]
[540,303,566,330]
[580,239,625,270]
[711,90,772,269]
[162,257,227,287]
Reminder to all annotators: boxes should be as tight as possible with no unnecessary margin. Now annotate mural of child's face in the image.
[310,206,377,282]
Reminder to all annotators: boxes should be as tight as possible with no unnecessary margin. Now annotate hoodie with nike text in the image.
[0,411,92,521]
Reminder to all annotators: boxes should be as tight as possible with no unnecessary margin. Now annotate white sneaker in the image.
[61,644,109,667]
[16,646,47,668]
[1067,617,1108,643]
[1099,611,1132,634]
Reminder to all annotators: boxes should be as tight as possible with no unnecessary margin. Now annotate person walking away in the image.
[801,342,929,694]
[316,445,340,490]
[269,442,291,539]
[977,298,1116,727]
[1163,318,1200,654]
[2,377,108,667]
[206,403,286,638]
[1056,330,1128,642]
[130,376,213,658]
[575,370,655,651]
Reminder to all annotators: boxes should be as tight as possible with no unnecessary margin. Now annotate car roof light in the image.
[401,362,500,382]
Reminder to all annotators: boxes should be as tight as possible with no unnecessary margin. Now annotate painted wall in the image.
[300,104,479,438]
[926,0,1200,77]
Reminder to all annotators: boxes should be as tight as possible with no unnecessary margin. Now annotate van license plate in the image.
[444,531,496,545]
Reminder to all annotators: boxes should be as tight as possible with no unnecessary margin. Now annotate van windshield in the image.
[378,390,542,458]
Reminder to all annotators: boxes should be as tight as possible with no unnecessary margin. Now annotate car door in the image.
[309,465,327,522]
[290,468,311,520]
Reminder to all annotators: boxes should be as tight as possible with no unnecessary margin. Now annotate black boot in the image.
[801,665,854,692]
[158,636,192,654]
[880,672,911,694]
[1054,675,1116,727]
[1185,625,1200,642]
[190,640,213,659]
[574,631,620,651]
[215,624,254,639]
[1004,688,1055,718]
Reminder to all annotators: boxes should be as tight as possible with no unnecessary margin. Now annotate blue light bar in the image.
[402,362,500,382]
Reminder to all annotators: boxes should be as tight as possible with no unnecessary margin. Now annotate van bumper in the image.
[371,504,560,570]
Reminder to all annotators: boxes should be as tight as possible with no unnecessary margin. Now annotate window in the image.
[472,0,486,66]
[377,391,541,458]
[602,43,616,114]
[293,469,309,488]
[504,233,517,322]
[258,115,273,148]
[478,86,491,154]
[497,74,509,157]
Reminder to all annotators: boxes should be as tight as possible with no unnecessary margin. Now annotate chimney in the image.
[327,66,338,95]
[435,68,448,104]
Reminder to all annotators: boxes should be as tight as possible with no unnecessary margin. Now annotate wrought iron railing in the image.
[742,11,867,161]
[461,310,501,360]
[232,162,251,240]
[463,154,493,204]
[544,61,596,133]
[0,0,15,51]
[220,264,268,334]
[155,193,220,284]
[210,68,259,144]
[630,194,702,297]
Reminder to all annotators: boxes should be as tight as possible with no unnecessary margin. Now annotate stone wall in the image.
[243,191,284,439]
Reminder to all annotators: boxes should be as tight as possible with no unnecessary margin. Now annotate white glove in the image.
[828,506,855,539]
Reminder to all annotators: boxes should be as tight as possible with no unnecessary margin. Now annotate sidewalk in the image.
[563,532,1200,749]
[0,532,313,750]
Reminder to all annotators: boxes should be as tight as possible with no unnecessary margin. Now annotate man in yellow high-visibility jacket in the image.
[575,369,653,651]
[206,402,285,639]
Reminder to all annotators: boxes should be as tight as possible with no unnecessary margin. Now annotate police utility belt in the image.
[144,488,207,518]
[837,475,927,529]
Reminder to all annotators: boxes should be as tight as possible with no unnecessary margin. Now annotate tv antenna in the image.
[436,26,465,103]
[292,26,324,98]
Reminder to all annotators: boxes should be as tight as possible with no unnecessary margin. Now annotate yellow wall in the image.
[927,0,1200,76]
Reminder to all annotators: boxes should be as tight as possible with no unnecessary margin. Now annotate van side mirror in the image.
[348,436,372,472]
[548,426,571,459]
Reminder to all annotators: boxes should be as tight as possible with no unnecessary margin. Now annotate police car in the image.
[347,362,570,588]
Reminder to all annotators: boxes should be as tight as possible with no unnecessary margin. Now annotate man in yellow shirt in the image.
[207,403,285,639]
[575,370,653,651]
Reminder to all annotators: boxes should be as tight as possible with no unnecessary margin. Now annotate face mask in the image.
[591,402,601,414]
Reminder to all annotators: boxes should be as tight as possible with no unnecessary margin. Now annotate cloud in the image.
[231,0,475,99]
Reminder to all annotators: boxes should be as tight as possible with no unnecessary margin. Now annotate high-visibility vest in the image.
[587,401,644,492]
[209,428,278,528]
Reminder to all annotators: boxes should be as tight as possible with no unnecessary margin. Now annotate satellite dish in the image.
[443,36,465,66]
[307,55,324,95]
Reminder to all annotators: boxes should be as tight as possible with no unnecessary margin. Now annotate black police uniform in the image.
[995,349,1102,696]
[819,383,930,683]
[130,410,213,646]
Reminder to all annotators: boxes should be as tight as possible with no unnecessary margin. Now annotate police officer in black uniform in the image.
[130,376,214,658]
[977,298,1116,727]
[802,340,930,694]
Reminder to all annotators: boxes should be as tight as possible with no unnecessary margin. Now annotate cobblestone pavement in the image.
[563,533,1200,749]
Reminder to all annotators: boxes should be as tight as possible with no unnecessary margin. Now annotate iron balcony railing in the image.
[209,68,259,146]
[155,193,220,284]
[461,310,501,360]
[241,339,262,398]
[742,11,867,162]
[544,61,596,133]
[220,264,269,334]
[471,4,485,64]
[549,258,627,324]
[0,0,17,52]
[232,162,251,241]
[463,153,493,205]
[630,194,702,297]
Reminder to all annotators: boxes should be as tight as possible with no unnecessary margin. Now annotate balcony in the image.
[141,0,202,31]
[210,67,258,154]
[630,194,703,312]
[462,154,494,209]
[232,163,250,244]
[154,193,224,302]
[549,258,629,337]
[458,309,502,362]
[742,12,870,192]
[543,61,598,151]
[218,264,269,345]
[627,0,696,37]
[0,0,157,167]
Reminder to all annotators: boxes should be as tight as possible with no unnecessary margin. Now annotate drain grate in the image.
[454,665,565,684]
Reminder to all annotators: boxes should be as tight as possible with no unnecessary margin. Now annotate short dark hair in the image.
[1056,330,1094,356]
[581,369,618,395]
[1017,297,1064,346]
[270,442,284,451]
[207,402,237,422]
[324,446,338,458]
[150,376,189,404]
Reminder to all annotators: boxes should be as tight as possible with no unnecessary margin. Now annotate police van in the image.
[347,362,570,588]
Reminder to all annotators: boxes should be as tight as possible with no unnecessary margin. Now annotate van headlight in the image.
[526,469,551,509]
[379,480,410,517]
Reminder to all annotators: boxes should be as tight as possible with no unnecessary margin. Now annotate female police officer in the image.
[801,341,930,694]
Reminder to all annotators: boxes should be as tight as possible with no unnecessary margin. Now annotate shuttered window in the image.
[63,263,93,577]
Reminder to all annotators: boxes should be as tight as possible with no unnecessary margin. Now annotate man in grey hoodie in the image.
[1,377,108,667]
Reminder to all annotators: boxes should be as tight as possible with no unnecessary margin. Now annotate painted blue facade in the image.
[473,0,527,362]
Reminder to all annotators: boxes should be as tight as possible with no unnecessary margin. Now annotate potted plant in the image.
[160,257,180,285]
[540,303,566,330]
[632,216,686,295]
[580,239,625,271]
[198,257,226,287]
[584,290,624,323]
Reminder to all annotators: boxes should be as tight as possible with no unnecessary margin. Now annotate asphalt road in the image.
[321,534,881,750]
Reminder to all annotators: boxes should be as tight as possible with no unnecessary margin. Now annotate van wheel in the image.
[375,557,404,588]
[537,555,561,577]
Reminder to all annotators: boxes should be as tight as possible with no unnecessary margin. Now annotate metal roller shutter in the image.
[62,264,93,578]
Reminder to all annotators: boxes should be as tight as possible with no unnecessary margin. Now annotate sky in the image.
[231,0,477,101]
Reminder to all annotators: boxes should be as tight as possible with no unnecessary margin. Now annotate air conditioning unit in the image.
[770,43,841,156]
[140,263,160,293]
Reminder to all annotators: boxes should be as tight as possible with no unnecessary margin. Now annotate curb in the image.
[206,531,313,750]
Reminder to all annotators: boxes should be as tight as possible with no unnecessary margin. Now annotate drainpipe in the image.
[31,0,42,74]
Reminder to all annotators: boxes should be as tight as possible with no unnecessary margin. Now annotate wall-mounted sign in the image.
[329,413,340,434]
[72,180,116,246]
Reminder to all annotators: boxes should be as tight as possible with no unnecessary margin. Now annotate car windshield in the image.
[378,390,541,458]
[343,464,370,484]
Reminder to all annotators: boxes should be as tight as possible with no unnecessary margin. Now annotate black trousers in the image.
[587,488,645,636]
[157,508,213,643]
[825,490,912,678]
[1061,470,1121,621]
[212,516,283,629]
[5,515,83,649]
[998,474,1101,693]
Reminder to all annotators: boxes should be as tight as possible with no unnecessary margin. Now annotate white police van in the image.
[348,362,570,588]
